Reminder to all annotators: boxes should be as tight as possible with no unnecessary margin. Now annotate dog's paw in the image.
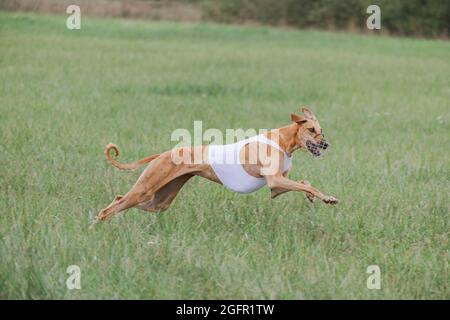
[305,192,315,203]
[323,196,339,204]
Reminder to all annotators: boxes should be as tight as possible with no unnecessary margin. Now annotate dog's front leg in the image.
[271,179,315,202]
[270,170,292,199]
[267,175,338,204]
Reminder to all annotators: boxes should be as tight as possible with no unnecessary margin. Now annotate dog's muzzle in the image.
[306,140,329,157]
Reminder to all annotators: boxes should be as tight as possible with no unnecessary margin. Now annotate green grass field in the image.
[0,12,449,299]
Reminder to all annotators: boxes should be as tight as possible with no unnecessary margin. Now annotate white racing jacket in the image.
[208,134,292,193]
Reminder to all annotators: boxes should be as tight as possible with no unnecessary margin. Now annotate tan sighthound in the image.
[92,107,338,226]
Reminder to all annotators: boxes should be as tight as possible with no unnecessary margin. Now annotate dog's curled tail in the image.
[105,143,160,171]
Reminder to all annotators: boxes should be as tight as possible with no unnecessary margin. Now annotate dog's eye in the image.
[308,128,315,133]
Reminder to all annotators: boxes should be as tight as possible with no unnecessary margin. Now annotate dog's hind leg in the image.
[97,193,143,221]
[136,174,193,212]
[96,151,201,222]
[98,194,124,214]
[90,197,135,228]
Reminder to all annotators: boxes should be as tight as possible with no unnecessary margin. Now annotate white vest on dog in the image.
[208,134,292,193]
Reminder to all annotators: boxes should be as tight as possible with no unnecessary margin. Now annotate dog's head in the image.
[291,107,329,157]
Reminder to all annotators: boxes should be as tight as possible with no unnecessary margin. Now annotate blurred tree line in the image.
[2,0,449,37]
[189,0,450,37]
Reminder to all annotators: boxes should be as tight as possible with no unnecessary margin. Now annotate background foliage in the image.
[196,0,450,37]
[1,0,449,38]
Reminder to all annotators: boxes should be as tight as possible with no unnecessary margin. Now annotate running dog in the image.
[93,107,338,224]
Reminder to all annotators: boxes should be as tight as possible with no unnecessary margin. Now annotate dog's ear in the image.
[302,107,317,120]
[291,113,307,124]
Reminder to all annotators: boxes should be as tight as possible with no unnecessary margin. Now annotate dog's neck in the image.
[265,123,301,157]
